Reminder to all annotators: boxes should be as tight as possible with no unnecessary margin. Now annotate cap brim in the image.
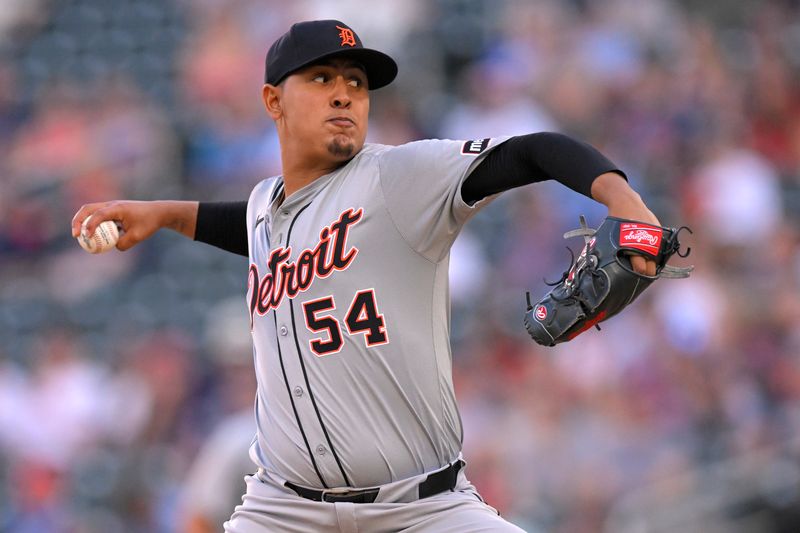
[294,48,398,90]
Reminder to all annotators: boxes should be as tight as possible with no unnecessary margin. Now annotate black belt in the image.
[285,459,464,504]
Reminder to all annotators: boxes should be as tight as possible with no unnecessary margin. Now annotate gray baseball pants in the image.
[224,467,526,532]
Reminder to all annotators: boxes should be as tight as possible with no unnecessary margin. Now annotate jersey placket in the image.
[259,195,325,487]
[271,199,352,489]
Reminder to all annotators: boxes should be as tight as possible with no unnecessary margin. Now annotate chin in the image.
[326,137,358,159]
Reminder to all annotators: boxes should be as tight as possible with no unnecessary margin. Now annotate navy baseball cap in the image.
[265,20,398,90]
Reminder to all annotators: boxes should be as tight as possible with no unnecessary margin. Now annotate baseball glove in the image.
[524,215,693,346]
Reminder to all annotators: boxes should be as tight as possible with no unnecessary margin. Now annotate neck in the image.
[279,144,352,198]
[281,162,339,198]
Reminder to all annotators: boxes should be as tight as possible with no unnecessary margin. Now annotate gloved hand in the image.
[524,216,693,346]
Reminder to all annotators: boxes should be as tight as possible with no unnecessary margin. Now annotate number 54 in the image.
[302,289,389,356]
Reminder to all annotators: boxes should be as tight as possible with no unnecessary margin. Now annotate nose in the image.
[330,76,351,109]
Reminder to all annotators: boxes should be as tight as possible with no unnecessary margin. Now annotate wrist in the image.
[591,173,660,225]
[605,189,644,213]
[590,172,635,206]
[159,201,198,238]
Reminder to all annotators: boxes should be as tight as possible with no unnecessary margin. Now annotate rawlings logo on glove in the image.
[524,216,693,346]
[620,224,662,252]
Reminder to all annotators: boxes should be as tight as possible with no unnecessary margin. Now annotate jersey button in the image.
[316,445,326,455]
[282,210,290,216]
[293,386,303,397]
[280,325,288,336]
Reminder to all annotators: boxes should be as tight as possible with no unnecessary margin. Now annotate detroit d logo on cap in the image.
[336,25,356,47]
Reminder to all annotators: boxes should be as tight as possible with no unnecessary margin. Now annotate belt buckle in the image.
[323,489,356,503]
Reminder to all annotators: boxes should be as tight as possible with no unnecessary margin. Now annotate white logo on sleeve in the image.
[461,139,491,155]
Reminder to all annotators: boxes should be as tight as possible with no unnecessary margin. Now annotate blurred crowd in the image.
[2,0,800,531]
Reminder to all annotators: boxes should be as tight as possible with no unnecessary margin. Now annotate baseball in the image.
[78,216,120,254]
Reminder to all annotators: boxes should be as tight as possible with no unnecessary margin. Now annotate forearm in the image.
[157,200,199,238]
[590,172,658,223]
[158,200,249,257]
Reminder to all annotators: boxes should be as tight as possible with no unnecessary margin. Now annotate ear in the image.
[262,84,282,120]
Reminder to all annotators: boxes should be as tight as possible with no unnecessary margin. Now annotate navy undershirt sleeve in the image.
[194,201,248,257]
[462,132,626,205]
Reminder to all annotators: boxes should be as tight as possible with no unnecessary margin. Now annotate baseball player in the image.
[72,20,662,532]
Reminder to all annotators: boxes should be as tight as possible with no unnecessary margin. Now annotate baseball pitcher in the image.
[72,20,685,533]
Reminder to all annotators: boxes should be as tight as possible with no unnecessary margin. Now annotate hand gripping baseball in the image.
[524,215,693,346]
[71,200,199,251]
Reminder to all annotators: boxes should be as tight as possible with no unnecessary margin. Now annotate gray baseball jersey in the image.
[245,137,509,490]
